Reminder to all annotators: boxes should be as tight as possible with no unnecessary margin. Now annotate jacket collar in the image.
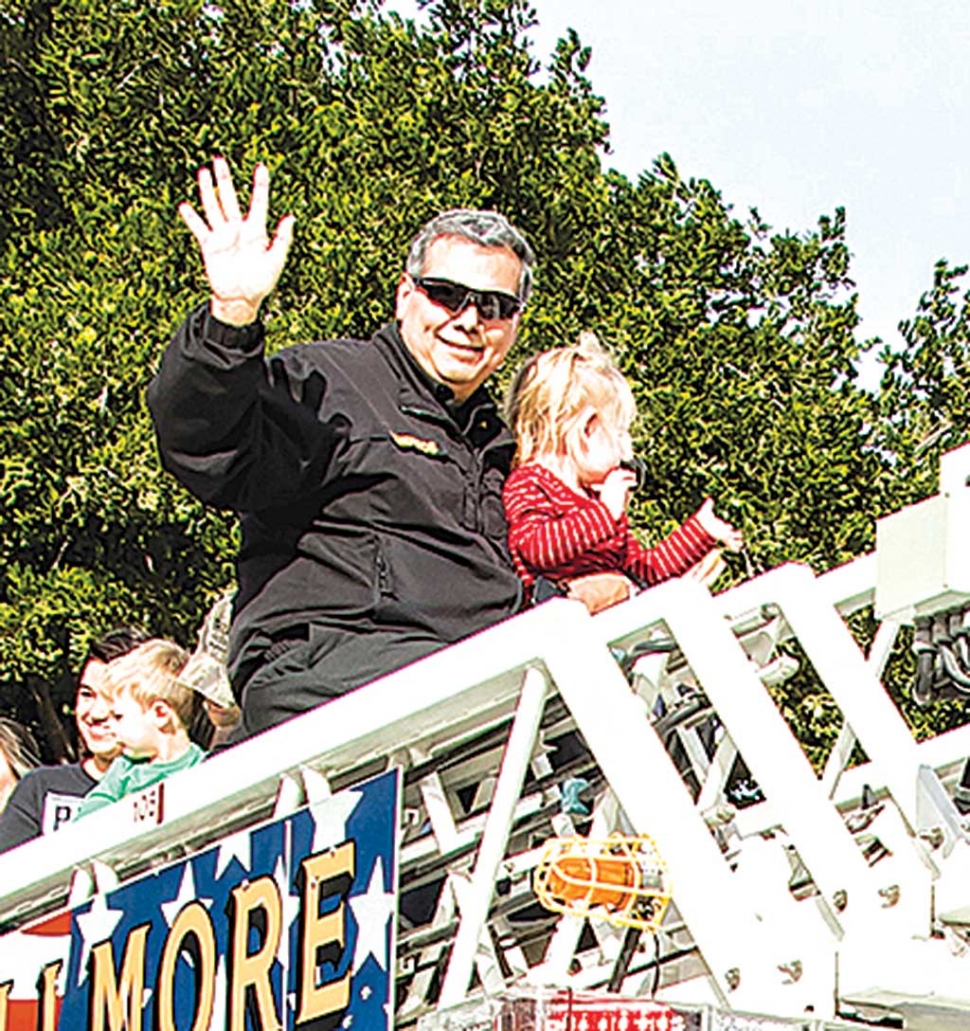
[374,323,506,440]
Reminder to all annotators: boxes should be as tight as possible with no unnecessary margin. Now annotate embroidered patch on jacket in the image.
[390,431,443,457]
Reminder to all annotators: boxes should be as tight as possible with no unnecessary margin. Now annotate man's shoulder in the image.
[272,325,399,372]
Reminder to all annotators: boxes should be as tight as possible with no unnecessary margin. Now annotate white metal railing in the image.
[2,447,970,1027]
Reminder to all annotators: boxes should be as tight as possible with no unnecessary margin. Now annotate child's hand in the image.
[591,466,637,520]
[696,498,744,551]
[685,549,727,587]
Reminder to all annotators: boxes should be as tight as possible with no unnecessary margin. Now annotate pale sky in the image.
[392,2,970,388]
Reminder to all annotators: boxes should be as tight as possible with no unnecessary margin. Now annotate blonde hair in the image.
[102,639,196,730]
[505,332,636,468]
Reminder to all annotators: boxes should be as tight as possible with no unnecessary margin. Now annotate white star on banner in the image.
[349,857,396,974]
[272,849,301,980]
[75,892,124,986]
[160,863,213,929]
[214,828,252,879]
[311,789,362,852]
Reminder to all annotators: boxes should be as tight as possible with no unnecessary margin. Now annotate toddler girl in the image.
[503,333,742,605]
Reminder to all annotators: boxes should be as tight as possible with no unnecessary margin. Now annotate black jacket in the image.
[148,306,523,691]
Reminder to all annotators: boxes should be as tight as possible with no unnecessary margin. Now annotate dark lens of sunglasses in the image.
[416,278,519,320]
[420,280,467,311]
[477,293,520,320]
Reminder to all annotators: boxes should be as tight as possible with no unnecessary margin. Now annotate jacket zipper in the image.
[376,550,392,596]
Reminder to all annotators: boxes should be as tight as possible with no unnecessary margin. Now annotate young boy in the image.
[77,639,203,818]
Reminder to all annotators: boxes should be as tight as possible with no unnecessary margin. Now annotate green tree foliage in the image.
[876,260,970,503]
[0,0,961,760]
[0,0,618,753]
[574,163,883,574]
[867,263,970,744]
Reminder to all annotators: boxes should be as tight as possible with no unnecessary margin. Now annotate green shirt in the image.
[77,744,205,818]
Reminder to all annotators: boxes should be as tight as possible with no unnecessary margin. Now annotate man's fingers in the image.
[247,163,271,230]
[271,213,296,252]
[267,214,296,272]
[197,167,224,229]
[178,202,210,247]
[213,156,242,223]
[181,158,293,304]
[566,572,631,614]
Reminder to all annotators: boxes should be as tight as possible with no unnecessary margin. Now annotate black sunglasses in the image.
[411,276,522,321]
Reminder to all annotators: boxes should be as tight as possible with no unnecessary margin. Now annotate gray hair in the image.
[405,209,536,305]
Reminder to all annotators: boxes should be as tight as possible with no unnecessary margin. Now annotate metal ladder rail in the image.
[596,578,888,931]
[717,563,923,827]
[538,600,823,1017]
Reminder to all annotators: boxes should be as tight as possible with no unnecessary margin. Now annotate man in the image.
[149,159,535,736]
[0,627,150,852]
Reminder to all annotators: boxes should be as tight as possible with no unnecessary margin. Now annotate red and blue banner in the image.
[0,768,399,1030]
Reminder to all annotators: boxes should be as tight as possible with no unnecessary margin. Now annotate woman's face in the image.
[75,659,121,761]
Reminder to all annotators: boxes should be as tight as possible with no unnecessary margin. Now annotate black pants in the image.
[234,624,445,737]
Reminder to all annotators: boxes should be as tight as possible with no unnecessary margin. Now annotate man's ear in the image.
[394,272,414,319]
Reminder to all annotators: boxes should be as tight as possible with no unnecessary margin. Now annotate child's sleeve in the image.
[504,470,622,575]
[75,762,124,820]
[624,513,717,587]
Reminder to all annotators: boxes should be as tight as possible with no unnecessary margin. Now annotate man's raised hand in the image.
[178,157,295,327]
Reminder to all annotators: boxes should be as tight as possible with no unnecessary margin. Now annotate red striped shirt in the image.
[502,463,716,591]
